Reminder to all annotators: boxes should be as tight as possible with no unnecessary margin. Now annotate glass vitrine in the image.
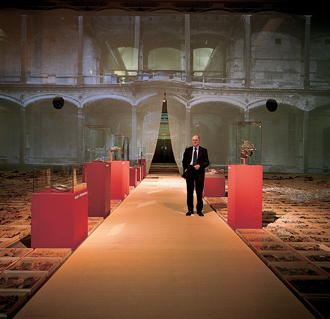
[84,125,111,162]
[123,137,129,161]
[33,164,86,193]
[229,121,262,165]
[110,134,123,161]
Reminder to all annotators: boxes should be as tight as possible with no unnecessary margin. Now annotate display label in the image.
[75,191,88,200]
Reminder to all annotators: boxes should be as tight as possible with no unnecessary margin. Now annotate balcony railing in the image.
[0,70,329,89]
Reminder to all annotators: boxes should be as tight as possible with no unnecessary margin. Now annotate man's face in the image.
[192,135,200,148]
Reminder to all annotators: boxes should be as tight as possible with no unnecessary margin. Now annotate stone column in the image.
[77,108,84,163]
[303,110,309,173]
[244,108,250,121]
[185,14,191,83]
[135,16,143,82]
[185,104,191,147]
[131,105,137,161]
[77,16,84,85]
[19,106,26,165]
[244,14,251,88]
[304,16,312,90]
[20,15,27,83]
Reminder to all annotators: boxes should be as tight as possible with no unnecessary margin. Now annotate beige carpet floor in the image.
[15,175,315,319]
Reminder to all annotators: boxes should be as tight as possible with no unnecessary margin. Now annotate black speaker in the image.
[266,99,277,112]
[53,96,64,109]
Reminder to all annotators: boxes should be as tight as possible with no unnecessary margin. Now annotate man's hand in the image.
[194,164,200,170]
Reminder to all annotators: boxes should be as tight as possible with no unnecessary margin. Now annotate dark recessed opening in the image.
[52,96,64,109]
[266,99,278,112]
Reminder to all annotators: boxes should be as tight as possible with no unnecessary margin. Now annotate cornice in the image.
[1,82,330,97]
[0,0,322,15]
[1,82,329,112]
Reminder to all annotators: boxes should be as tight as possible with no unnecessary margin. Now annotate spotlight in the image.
[53,96,64,109]
[266,99,277,112]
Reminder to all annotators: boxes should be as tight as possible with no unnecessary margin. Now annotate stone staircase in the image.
[148,163,180,175]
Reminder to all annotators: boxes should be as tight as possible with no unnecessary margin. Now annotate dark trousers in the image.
[186,167,204,212]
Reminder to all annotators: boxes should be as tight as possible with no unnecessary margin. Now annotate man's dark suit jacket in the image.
[182,146,209,181]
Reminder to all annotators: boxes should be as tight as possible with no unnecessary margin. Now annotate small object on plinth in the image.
[239,140,255,164]
[210,167,224,174]
[52,183,70,192]
[110,146,122,161]
[111,146,121,152]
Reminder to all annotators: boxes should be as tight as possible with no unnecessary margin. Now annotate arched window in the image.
[148,47,182,70]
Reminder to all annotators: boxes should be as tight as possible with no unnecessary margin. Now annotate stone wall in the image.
[0,9,329,173]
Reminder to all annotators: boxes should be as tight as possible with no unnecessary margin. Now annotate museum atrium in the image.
[0,0,329,318]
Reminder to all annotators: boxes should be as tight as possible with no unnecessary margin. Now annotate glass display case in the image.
[137,146,146,179]
[110,134,123,161]
[33,164,86,193]
[123,137,129,161]
[84,125,111,162]
[229,121,262,165]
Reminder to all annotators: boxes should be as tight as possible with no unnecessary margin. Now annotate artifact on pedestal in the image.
[239,140,255,159]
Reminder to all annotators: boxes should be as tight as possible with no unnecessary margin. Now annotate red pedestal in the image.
[85,162,111,218]
[227,164,263,230]
[31,188,88,250]
[204,174,226,197]
[107,161,130,200]
[136,166,142,182]
[138,159,146,179]
[130,167,138,187]
[82,164,87,183]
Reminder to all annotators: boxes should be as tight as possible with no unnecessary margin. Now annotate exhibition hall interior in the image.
[0,0,329,318]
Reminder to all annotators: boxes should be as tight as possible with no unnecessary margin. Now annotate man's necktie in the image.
[193,148,198,166]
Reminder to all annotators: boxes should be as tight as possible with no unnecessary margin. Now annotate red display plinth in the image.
[227,164,263,230]
[82,164,87,182]
[204,174,226,197]
[130,167,138,187]
[31,188,88,250]
[136,166,142,181]
[85,162,111,218]
[138,159,146,179]
[107,161,130,200]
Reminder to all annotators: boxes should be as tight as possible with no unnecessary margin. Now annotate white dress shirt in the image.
[190,146,199,166]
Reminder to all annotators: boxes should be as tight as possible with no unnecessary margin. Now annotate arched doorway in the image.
[149,96,179,175]
[0,99,21,164]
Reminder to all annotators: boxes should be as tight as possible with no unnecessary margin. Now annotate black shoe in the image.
[186,211,193,216]
[197,211,204,216]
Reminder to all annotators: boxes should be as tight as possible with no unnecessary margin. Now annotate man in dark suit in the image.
[182,135,209,216]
